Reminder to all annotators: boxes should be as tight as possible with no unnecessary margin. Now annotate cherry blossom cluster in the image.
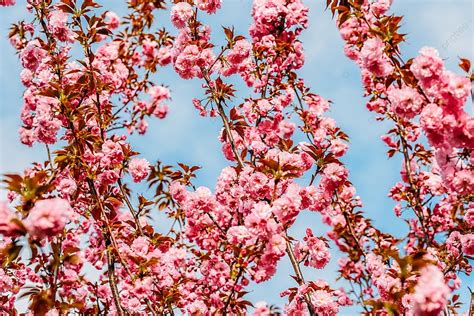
[165,0,393,313]
[0,0,184,314]
[331,0,473,313]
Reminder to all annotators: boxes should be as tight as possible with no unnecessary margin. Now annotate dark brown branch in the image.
[286,239,317,316]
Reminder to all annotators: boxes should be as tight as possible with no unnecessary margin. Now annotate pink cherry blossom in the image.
[311,290,339,315]
[359,37,393,77]
[24,198,72,238]
[387,85,425,119]
[170,2,193,29]
[253,301,270,315]
[0,202,21,237]
[129,158,150,183]
[105,11,120,29]
[461,234,474,255]
[47,10,75,42]
[295,229,330,269]
[0,0,14,6]
[412,265,450,315]
[20,41,47,72]
[195,0,222,14]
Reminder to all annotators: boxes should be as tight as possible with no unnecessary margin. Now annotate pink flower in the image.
[99,169,120,185]
[359,37,393,77]
[157,47,172,66]
[35,101,62,144]
[411,47,444,85]
[465,208,474,227]
[370,0,392,16]
[451,169,474,195]
[96,42,119,61]
[412,265,450,315]
[268,233,286,256]
[442,71,471,102]
[170,2,193,29]
[170,182,188,204]
[256,99,273,115]
[387,85,424,119]
[305,94,330,116]
[0,202,22,237]
[245,202,271,230]
[366,98,387,114]
[136,118,149,134]
[187,300,208,314]
[311,290,338,315]
[294,229,330,269]
[253,301,270,316]
[227,226,252,245]
[227,40,252,65]
[0,0,15,6]
[278,120,296,139]
[104,11,120,29]
[460,233,474,255]
[101,140,124,165]
[19,127,35,146]
[45,309,59,316]
[25,198,72,238]
[20,69,33,86]
[272,184,301,223]
[339,18,363,43]
[47,10,75,42]
[57,177,77,198]
[250,0,308,38]
[174,45,202,79]
[142,38,157,58]
[20,41,47,72]
[148,85,171,104]
[153,104,169,119]
[195,0,222,14]
[322,163,347,188]
[330,139,349,157]
[129,158,150,183]
[420,103,443,130]
[131,236,150,257]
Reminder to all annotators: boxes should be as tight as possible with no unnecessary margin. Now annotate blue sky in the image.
[0,0,473,314]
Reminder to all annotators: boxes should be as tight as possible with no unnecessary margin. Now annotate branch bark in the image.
[286,239,317,316]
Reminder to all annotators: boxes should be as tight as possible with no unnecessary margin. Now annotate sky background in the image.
[0,0,473,314]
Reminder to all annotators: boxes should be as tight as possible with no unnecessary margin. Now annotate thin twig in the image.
[118,179,144,236]
[285,239,317,316]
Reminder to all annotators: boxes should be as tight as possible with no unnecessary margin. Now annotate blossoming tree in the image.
[0,0,472,315]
